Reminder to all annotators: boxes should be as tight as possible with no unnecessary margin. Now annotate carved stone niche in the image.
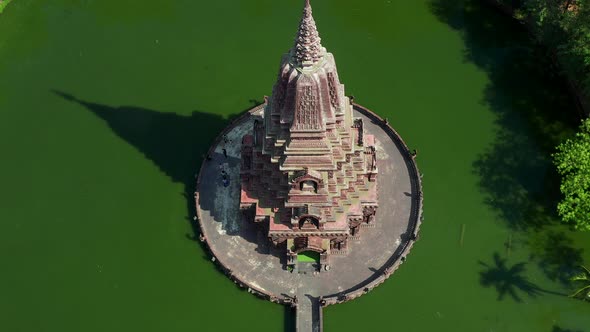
[299,216,320,230]
[300,180,318,193]
[348,219,361,228]
[362,205,377,224]
[292,170,323,192]
[330,239,345,250]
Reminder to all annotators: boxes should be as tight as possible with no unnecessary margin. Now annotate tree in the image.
[558,0,590,96]
[553,118,590,231]
[569,265,590,301]
[523,0,590,96]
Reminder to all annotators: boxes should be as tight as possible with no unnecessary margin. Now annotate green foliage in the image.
[513,9,527,21]
[569,265,590,301]
[559,1,590,95]
[521,0,590,96]
[0,0,13,15]
[553,118,590,231]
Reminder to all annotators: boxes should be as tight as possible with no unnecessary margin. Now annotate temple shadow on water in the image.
[52,2,423,331]
[52,89,252,258]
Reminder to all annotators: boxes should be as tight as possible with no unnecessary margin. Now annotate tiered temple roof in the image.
[239,0,378,270]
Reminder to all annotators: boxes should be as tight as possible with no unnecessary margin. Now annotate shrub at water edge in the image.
[553,118,590,231]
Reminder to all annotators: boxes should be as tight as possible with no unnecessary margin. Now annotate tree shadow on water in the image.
[479,252,565,302]
[529,230,584,286]
[429,0,580,232]
[53,90,239,252]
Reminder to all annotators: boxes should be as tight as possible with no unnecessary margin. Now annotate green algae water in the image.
[0,0,589,331]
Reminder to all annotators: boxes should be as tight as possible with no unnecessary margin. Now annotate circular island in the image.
[195,102,423,331]
[195,1,423,330]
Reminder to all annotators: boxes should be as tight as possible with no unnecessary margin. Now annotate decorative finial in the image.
[292,0,324,67]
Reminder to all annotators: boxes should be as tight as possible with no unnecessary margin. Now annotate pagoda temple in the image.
[239,0,378,271]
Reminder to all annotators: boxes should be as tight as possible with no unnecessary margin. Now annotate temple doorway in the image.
[297,251,320,273]
[298,251,320,262]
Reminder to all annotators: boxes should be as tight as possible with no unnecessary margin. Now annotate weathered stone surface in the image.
[195,104,423,331]
[197,105,417,296]
[240,0,378,268]
[293,0,324,67]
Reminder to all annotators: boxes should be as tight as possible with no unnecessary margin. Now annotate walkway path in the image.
[296,290,321,332]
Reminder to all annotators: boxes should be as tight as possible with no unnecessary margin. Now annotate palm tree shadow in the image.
[479,252,566,302]
[53,90,237,251]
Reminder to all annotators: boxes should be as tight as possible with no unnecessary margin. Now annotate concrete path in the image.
[296,290,321,332]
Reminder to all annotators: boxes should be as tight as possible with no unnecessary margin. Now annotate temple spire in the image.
[292,0,324,67]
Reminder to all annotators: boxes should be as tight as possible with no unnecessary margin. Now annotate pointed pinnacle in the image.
[293,0,324,67]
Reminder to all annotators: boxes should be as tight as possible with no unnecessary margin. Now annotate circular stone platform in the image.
[195,102,423,312]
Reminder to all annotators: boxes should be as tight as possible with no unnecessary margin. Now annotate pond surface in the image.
[0,0,589,331]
